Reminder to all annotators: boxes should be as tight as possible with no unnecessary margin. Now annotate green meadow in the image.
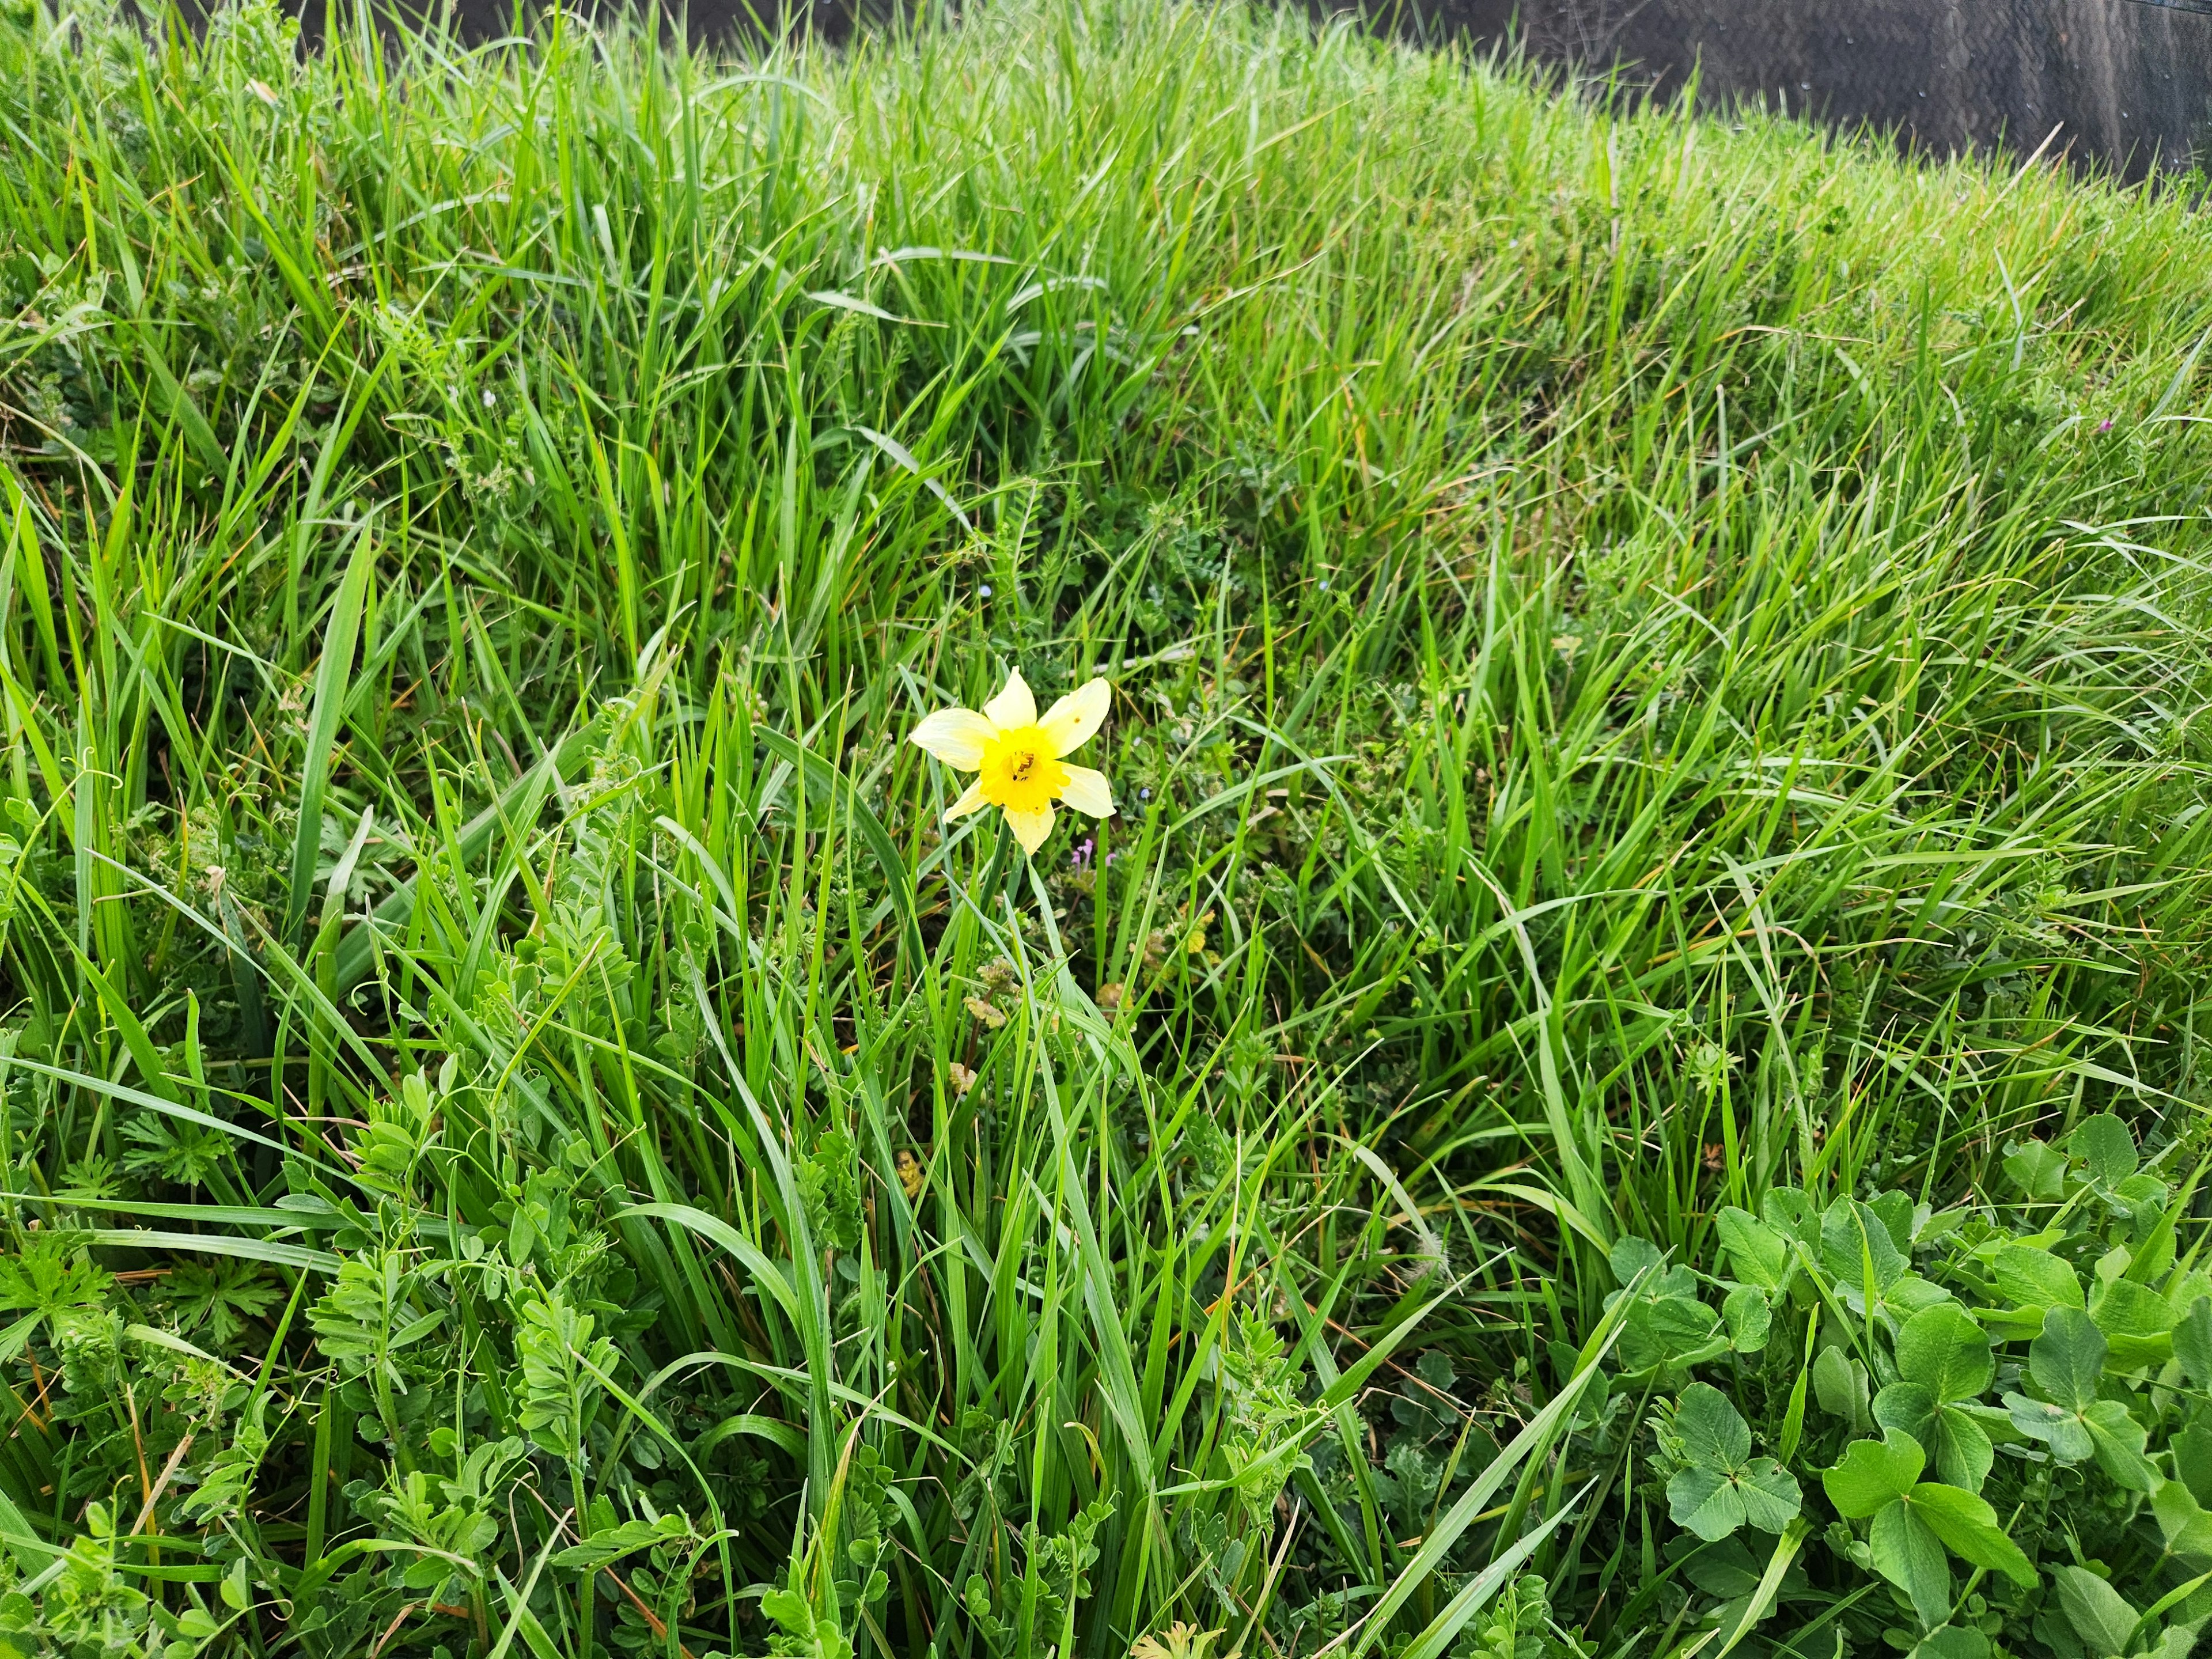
[3,0,2212,1654]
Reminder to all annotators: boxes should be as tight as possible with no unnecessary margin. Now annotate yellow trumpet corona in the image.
[908,669,1115,855]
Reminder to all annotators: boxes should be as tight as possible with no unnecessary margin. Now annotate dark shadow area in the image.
[1391,0,2212,178]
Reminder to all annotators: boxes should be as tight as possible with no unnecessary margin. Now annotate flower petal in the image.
[1056,764,1113,818]
[910,709,995,769]
[983,668,1036,731]
[945,779,992,819]
[1004,803,1055,855]
[1039,677,1111,756]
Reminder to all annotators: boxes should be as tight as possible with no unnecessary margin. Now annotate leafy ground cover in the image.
[3,0,2212,1654]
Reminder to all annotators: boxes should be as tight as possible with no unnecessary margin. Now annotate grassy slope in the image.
[2,0,2212,1652]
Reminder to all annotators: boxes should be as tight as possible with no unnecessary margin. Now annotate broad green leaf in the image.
[1621,1295,1720,1370]
[1821,1196,1907,1297]
[2070,1113,2138,1188]
[2083,1397,2158,1491]
[2003,1138,2066,1202]
[1867,1190,1915,1253]
[1681,1540,1767,1600]
[1932,1409,1994,1494]
[1911,1627,1990,1659]
[2005,1393,2095,1464]
[2175,1297,2212,1389]
[2176,1418,2212,1505]
[1869,1499,1951,1629]
[1993,1245,2083,1312]
[1823,1430,1923,1518]
[2030,1306,2106,1410]
[1666,1384,1802,1541]
[1717,1208,1791,1291]
[2004,1384,2156,1489]
[1668,1466,1746,1542]
[1609,1234,1664,1287]
[1895,1304,1993,1401]
[1724,1285,1772,1354]
[1676,1382,1753,1471]
[2113,1172,2171,1220]
[1883,1277,1953,1321]
[1874,1381,1941,1445]
[1907,1482,2036,1588]
[2091,1276,2176,1368]
[1762,1188,1820,1253]
[1734,1458,1802,1534]
[1812,1346,1871,1433]
[1874,1384,1994,1493]
[2154,1478,2212,1564]
[2052,1564,2139,1657]
[1706,1518,1812,1659]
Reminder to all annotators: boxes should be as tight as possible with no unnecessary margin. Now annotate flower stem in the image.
[980,814,1018,909]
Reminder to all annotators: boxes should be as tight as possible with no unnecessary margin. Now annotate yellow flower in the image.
[908,669,1115,855]
[1130,1626,1230,1659]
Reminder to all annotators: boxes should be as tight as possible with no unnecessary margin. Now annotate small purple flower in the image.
[1138,787,1152,802]
[1071,837,1095,873]
[2098,419,2113,433]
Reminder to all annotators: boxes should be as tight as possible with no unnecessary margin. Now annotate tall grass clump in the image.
[3,0,2212,1654]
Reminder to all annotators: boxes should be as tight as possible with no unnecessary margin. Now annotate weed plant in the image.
[2,0,2212,1653]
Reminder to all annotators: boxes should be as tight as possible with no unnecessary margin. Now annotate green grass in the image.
[3,0,2212,1653]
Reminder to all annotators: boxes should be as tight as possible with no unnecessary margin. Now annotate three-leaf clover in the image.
[1873,1304,1998,1491]
[1665,1382,1802,1542]
[2002,1306,2158,1490]
[1822,1430,2036,1629]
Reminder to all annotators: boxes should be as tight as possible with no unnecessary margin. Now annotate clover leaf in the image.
[1812,1344,1872,1434]
[1664,1382,1802,1542]
[1911,1628,1991,1659]
[2002,1137,2067,1202]
[1991,1244,2082,1313]
[2088,1273,2176,1371]
[1821,1195,1907,1306]
[1722,1285,1772,1354]
[2070,1112,2168,1226]
[2001,1306,2157,1490]
[1608,1236,1725,1373]
[1873,1304,1997,1491]
[1713,1210,1783,1353]
[2153,1476,2212,1566]
[1716,1206,1792,1293]
[1822,1430,2036,1629]
[2073,1113,2139,1190]
[2050,1564,2141,1658]
[1820,1194,1947,1321]
[2175,1296,2212,1389]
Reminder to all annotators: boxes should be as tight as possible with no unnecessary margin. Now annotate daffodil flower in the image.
[909,669,1114,855]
